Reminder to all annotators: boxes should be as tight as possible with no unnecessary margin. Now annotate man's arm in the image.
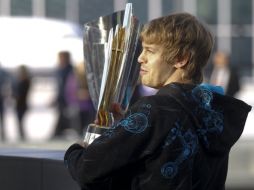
[64,97,173,188]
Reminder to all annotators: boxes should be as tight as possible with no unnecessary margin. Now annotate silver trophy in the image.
[83,3,141,144]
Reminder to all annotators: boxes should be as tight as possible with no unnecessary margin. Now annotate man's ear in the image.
[174,59,188,68]
[174,54,189,68]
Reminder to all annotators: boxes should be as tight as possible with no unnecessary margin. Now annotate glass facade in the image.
[0,0,253,77]
[79,0,113,25]
[231,0,252,76]
[197,0,217,24]
[45,0,66,20]
[162,0,174,17]
[231,37,252,76]
[128,0,148,23]
[11,0,32,16]
[232,0,252,25]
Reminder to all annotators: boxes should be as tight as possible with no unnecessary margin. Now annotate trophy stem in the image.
[84,124,109,144]
[97,108,114,127]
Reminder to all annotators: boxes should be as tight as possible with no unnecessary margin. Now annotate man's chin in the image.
[141,81,157,89]
[141,79,149,87]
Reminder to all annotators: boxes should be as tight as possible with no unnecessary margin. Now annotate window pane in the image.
[197,0,217,24]
[231,37,252,76]
[231,0,251,24]
[162,0,174,16]
[128,0,148,23]
[11,0,32,16]
[46,0,66,20]
[79,0,113,25]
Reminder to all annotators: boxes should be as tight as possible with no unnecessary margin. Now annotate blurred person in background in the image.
[53,53,95,139]
[209,51,240,97]
[52,51,74,139]
[63,62,95,138]
[73,62,95,135]
[13,65,31,141]
[0,64,11,141]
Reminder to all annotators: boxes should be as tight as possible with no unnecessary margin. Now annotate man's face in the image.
[138,42,173,89]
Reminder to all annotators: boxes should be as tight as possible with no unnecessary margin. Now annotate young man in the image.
[64,13,251,190]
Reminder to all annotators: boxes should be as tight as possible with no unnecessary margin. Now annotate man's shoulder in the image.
[132,94,181,110]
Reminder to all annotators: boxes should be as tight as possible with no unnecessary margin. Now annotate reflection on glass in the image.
[197,0,217,24]
[11,0,32,16]
[231,0,251,25]
[231,37,252,76]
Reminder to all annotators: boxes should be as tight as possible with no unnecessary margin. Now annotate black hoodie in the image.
[64,83,251,190]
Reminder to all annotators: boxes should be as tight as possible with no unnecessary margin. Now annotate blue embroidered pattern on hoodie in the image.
[160,84,224,178]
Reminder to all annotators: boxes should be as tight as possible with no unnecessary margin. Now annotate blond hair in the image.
[140,13,214,84]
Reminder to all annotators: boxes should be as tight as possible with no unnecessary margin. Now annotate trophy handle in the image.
[84,124,109,144]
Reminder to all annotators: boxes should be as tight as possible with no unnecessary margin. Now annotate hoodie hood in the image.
[157,83,252,154]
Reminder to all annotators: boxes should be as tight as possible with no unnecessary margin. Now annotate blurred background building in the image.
[0,0,253,77]
[0,0,253,189]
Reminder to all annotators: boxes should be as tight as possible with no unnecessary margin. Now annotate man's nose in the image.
[138,51,145,64]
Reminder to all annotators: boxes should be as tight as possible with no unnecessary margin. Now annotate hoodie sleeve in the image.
[64,96,179,188]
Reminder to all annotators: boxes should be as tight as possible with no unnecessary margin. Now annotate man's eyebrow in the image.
[142,44,157,49]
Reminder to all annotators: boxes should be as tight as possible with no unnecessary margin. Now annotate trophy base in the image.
[84,124,108,145]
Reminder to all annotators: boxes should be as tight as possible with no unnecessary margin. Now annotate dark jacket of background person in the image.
[53,51,74,138]
[57,60,73,110]
[64,83,251,190]
[14,65,31,140]
[15,66,31,116]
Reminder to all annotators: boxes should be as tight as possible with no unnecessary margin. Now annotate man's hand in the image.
[110,103,125,122]
[77,140,89,148]
[93,103,125,125]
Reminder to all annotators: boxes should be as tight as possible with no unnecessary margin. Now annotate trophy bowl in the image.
[83,3,141,144]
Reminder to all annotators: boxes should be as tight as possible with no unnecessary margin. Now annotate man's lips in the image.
[140,68,148,75]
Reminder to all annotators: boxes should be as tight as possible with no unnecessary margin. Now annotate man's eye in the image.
[147,49,155,54]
